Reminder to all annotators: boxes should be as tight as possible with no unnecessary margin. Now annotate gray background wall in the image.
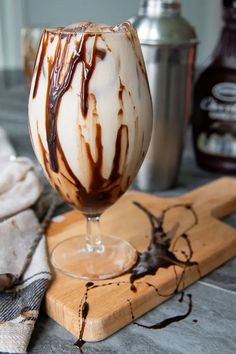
[0,0,222,69]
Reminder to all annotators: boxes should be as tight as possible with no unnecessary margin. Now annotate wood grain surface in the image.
[45,177,236,342]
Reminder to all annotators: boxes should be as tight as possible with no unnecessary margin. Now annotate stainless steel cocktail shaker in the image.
[131,0,197,191]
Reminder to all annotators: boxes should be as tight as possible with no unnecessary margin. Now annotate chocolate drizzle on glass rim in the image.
[74,201,200,353]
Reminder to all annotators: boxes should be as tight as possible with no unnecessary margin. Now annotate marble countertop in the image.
[0,73,236,354]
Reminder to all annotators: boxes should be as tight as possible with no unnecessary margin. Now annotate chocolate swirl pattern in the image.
[29,22,153,215]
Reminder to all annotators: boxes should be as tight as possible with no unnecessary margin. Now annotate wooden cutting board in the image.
[45,177,236,342]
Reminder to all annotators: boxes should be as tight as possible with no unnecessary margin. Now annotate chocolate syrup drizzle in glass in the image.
[35,32,105,173]
[74,202,200,353]
[32,30,136,215]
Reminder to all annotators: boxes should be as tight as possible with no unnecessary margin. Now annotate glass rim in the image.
[43,23,133,36]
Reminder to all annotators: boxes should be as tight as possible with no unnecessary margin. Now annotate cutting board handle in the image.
[181,177,236,219]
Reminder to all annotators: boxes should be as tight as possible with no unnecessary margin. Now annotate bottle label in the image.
[200,82,236,121]
[197,82,236,157]
[197,131,236,157]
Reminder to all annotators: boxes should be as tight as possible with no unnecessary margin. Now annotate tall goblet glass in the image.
[28,22,153,280]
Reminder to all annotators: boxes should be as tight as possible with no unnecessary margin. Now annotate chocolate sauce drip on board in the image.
[74,281,128,352]
[130,202,199,288]
[74,282,92,353]
[178,291,185,303]
[129,293,193,330]
[75,202,200,350]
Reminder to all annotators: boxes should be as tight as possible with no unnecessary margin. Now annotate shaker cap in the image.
[139,0,181,16]
[131,0,197,46]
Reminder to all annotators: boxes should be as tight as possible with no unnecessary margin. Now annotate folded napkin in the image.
[0,157,43,221]
[0,128,55,353]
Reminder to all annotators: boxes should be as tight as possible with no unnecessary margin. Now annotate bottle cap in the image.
[223,0,236,7]
[223,0,236,21]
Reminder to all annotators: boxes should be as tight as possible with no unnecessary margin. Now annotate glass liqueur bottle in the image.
[193,0,236,173]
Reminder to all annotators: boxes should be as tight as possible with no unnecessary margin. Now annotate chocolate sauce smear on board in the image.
[74,202,200,352]
[74,282,93,351]
[128,293,192,330]
[75,280,128,353]
[129,202,199,290]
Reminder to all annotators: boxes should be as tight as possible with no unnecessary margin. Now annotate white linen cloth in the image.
[0,127,55,353]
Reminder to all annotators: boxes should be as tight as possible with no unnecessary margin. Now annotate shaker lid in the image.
[130,0,198,46]
[139,0,181,16]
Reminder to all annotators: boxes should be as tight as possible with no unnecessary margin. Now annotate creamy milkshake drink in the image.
[28,22,153,279]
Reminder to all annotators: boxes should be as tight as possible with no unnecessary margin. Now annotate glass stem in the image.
[86,215,104,253]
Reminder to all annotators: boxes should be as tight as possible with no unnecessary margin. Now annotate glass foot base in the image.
[51,235,137,280]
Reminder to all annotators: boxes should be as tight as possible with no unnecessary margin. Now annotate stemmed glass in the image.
[28,22,153,280]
